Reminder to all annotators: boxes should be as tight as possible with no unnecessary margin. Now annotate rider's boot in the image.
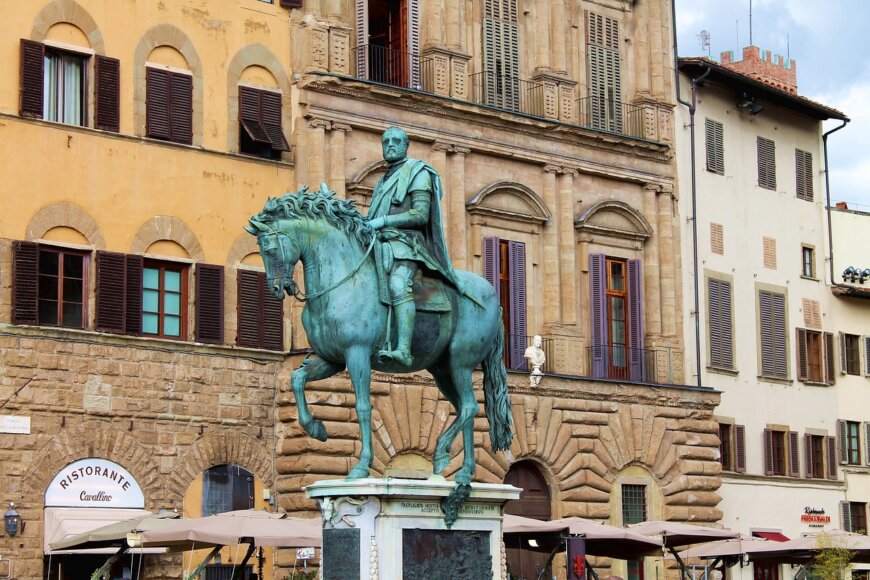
[380,299,415,367]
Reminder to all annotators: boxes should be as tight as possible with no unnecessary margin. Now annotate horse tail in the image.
[482,310,513,452]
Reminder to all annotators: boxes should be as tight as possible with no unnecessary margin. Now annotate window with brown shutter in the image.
[789,431,800,477]
[238,86,290,160]
[758,289,788,379]
[708,277,734,370]
[146,67,193,145]
[95,252,145,335]
[705,118,724,175]
[95,55,120,132]
[719,423,733,470]
[795,149,813,201]
[19,39,44,118]
[763,428,787,476]
[195,264,224,345]
[734,424,746,473]
[280,0,304,8]
[12,241,39,325]
[805,433,825,479]
[13,242,89,328]
[758,136,776,190]
[236,269,284,351]
[142,261,188,340]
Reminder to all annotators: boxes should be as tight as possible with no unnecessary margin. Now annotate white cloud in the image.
[818,81,870,208]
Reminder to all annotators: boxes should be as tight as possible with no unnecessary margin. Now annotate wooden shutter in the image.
[789,431,800,477]
[125,255,143,335]
[483,236,500,294]
[823,332,836,385]
[760,291,787,379]
[20,39,44,118]
[757,137,776,190]
[482,0,519,110]
[407,0,421,88]
[708,278,734,369]
[508,240,526,370]
[865,422,870,465]
[586,12,621,132]
[95,55,120,132]
[705,119,724,175]
[627,259,644,381]
[864,337,870,377]
[839,332,848,375]
[146,68,171,140]
[838,420,848,464]
[589,254,608,378]
[239,86,271,145]
[763,429,774,476]
[237,269,262,348]
[842,502,853,533]
[827,435,838,479]
[280,0,304,8]
[734,424,746,473]
[262,282,284,351]
[260,90,290,151]
[796,328,809,381]
[196,264,224,344]
[169,72,193,144]
[96,251,128,333]
[12,241,39,325]
[355,0,368,77]
[805,434,814,478]
[795,149,813,201]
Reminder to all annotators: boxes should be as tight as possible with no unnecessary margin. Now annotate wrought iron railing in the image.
[585,344,663,383]
[351,44,433,92]
[577,96,645,138]
[504,334,554,373]
[468,72,545,116]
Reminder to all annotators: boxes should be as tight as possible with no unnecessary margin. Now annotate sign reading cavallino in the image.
[45,458,145,508]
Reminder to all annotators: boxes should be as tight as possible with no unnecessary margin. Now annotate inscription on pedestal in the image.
[395,500,498,517]
[402,529,492,579]
[323,528,360,580]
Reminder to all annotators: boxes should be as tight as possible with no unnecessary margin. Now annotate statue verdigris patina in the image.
[245,127,513,495]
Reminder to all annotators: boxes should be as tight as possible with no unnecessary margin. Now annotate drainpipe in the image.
[672,0,711,388]
[823,119,849,285]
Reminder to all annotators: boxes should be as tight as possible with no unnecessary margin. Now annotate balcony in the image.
[352,44,433,92]
[577,96,645,138]
[504,334,555,372]
[468,72,545,116]
[586,343,670,383]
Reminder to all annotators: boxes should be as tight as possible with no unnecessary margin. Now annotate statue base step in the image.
[305,477,521,580]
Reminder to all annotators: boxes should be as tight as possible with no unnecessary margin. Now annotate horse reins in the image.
[265,231,377,303]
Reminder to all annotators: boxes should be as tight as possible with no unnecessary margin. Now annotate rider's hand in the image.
[369,216,386,230]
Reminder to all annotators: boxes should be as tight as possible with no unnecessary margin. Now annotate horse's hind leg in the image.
[346,346,374,479]
[291,356,344,442]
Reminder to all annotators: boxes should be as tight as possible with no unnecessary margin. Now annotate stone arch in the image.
[346,160,388,207]
[133,24,204,144]
[226,233,261,268]
[466,182,551,224]
[25,202,106,249]
[167,429,274,502]
[226,44,292,153]
[22,421,164,508]
[31,0,105,54]
[574,200,653,242]
[130,216,205,261]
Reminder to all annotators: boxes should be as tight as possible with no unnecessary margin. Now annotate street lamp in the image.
[4,503,20,537]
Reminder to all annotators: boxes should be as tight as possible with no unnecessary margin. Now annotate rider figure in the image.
[367,127,463,367]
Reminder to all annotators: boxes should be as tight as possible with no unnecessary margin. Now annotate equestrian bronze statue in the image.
[245,127,513,485]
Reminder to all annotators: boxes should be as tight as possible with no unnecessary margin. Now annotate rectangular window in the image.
[705,119,724,174]
[796,329,835,384]
[236,269,285,351]
[795,149,814,201]
[843,333,860,375]
[801,246,815,278]
[146,67,193,145]
[757,136,776,190]
[758,290,788,379]
[483,237,527,370]
[719,423,733,471]
[202,465,254,517]
[43,49,87,126]
[142,261,187,339]
[806,434,825,479]
[843,502,868,535]
[621,484,646,525]
[238,86,290,159]
[12,242,88,329]
[708,277,734,370]
[754,563,780,580]
[841,420,862,466]
[480,0,520,110]
[764,429,788,476]
[585,11,622,132]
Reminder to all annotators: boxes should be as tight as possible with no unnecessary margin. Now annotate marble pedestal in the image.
[306,477,521,580]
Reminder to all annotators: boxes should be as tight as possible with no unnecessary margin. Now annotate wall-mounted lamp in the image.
[4,503,20,537]
[842,266,870,284]
[737,92,764,115]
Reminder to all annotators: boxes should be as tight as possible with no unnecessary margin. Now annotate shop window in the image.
[12,242,88,328]
[238,86,290,160]
[142,261,187,339]
[483,237,526,370]
[146,66,193,144]
[202,464,254,516]
[236,269,284,350]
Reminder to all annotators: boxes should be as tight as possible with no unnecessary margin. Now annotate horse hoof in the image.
[455,470,473,485]
[347,465,370,479]
[308,420,328,442]
[433,453,449,474]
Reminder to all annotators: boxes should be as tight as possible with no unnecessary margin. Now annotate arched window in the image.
[202,464,254,516]
[504,461,551,580]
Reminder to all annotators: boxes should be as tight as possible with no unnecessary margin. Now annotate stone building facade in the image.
[0,0,721,579]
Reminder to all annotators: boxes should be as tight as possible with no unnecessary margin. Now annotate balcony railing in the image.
[469,72,545,116]
[585,344,664,383]
[577,96,645,138]
[504,334,555,373]
[352,44,433,91]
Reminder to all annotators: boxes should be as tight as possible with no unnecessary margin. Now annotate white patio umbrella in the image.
[627,520,740,579]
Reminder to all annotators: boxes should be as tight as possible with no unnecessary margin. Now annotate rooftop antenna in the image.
[698,30,711,57]
[749,0,753,46]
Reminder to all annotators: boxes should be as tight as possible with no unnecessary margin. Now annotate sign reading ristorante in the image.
[45,458,145,508]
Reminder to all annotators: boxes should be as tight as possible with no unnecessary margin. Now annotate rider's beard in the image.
[383,148,407,178]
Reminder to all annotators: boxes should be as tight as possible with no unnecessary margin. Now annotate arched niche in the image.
[466,182,551,225]
[31,0,105,54]
[574,200,653,243]
[25,202,106,249]
[346,160,388,209]
[130,216,204,262]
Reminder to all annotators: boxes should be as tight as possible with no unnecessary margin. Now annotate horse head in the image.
[244,209,301,300]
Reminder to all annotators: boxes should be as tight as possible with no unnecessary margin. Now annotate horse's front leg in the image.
[345,346,373,479]
[291,356,345,442]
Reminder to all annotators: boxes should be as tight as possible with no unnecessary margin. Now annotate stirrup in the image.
[377,348,413,366]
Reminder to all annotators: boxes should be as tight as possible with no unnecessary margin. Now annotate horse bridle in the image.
[262,230,377,303]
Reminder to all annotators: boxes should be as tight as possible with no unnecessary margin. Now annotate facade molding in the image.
[574,200,654,242]
[130,215,205,262]
[31,0,105,54]
[25,202,106,249]
[466,182,551,224]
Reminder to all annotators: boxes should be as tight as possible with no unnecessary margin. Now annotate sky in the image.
[675,0,870,210]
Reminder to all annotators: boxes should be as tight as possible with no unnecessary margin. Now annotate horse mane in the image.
[252,189,373,245]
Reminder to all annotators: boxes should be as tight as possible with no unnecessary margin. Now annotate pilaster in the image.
[557,168,577,324]
[642,184,662,338]
[448,146,470,270]
[307,118,331,187]
[328,123,351,198]
[657,186,676,338]
[541,165,560,325]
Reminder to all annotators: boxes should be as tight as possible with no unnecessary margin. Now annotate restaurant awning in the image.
[44,507,155,555]
[753,531,790,543]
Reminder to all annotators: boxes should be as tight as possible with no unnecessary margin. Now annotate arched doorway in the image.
[504,460,552,580]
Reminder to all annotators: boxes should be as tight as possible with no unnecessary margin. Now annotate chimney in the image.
[719,45,798,94]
